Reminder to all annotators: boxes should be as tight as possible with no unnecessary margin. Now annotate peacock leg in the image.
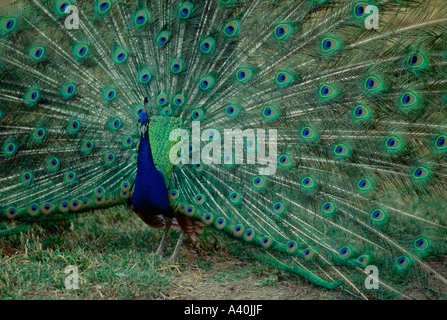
[170,231,185,263]
[154,219,171,257]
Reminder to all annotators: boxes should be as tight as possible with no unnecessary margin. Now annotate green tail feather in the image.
[0,0,446,299]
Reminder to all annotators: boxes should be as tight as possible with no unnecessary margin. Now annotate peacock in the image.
[0,0,447,300]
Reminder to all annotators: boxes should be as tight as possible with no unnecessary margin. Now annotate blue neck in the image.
[137,133,156,171]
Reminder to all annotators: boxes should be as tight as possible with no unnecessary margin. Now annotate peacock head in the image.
[138,97,150,137]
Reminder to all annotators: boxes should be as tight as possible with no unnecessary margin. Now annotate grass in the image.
[0,207,344,300]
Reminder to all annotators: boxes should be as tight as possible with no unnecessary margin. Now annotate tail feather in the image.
[0,0,446,299]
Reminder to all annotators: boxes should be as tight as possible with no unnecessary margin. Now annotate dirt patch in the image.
[160,246,344,300]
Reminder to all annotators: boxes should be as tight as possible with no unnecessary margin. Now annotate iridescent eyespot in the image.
[25,89,40,107]
[138,68,151,84]
[94,187,105,197]
[357,178,372,191]
[30,46,45,61]
[41,203,54,215]
[435,135,447,150]
[339,246,351,259]
[223,20,240,37]
[95,0,112,14]
[385,136,403,151]
[82,140,94,154]
[286,241,297,253]
[223,154,234,165]
[191,108,204,120]
[168,189,179,201]
[414,237,429,250]
[301,177,314,189]
[213,217,226,230]
[33,128,46,141]
[67,120,80,134]
[319,84,335,98]
[252,176,266,190]
[333,143,350,157]
[47,156,60,171]
[244,229,255,242]
[157,93,168,106]
[273,202,285,214]
[120,181,131,192]
[322,201,336,216]
[56,1,70,13]
[173,94,186,107]
[225,104,240,117]
[156,31,170,47]
[61,83,76,99]
[229,191,240,204]
[114,48,128,64]
[1,17,17,33]
[200,37,215,54]
[412,166,429,180]
[364,75,382,92]
[202,212,214,225]
[236,68,253,83]
[278,154,291,167]
[275,71,294,87]
[300,126,317,140]
[232,224,244,237]
[103,88,117,101]
[21,172,32,184]
[274,23,292,41]
[395,256,411,269]
[321,37,340,53]
[370,209,386,223]
[199,76,215,90]
[355,4,365,16]
[178,2,193,19]
[407,52,426,69]
[104,152,115,165]
[133,8,149,27]
[262,105,279,121]
[400,91,419,109]
[353,104,371,120]
[170,58,184,74]
[261,236,273,249]
[6,207,18,219]
[3,141,17,157]
[122,135,133,148]
[64,171,76,184]
[74,44,89,59]
[303,248,314,261]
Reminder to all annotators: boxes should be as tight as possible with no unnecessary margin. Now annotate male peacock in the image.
[0,0,446,299]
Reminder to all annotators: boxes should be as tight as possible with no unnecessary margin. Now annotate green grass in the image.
[0,208,174,299]
[0,207,344,300]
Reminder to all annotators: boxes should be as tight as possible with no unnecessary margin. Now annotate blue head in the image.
[139,97,150,137]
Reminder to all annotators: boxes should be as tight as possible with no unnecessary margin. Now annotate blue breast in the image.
[131,115,172,216]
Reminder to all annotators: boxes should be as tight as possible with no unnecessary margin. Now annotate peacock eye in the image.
[277,26,285,36]
[355,4,365,16]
